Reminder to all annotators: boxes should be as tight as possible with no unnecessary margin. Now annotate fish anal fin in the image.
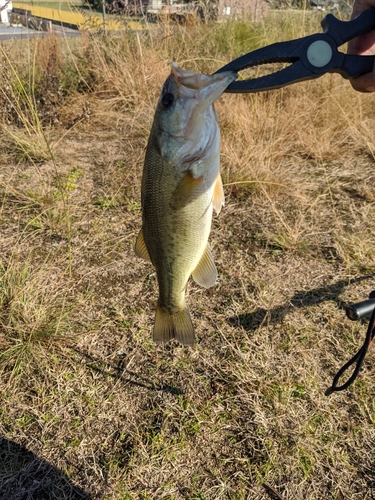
[153,302,195,346]
[135,229,151,262]
[192,243,217,289]
[171,174,204,210]
[212,173,225,215]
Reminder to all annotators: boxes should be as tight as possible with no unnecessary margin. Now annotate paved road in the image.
[0,23,81,40]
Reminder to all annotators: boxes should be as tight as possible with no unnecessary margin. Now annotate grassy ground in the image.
[1,11,375,500]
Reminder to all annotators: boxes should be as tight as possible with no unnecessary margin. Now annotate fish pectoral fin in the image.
[192,243,217,289]
[135,229,151,262]
[170,174,204,210]
[154,303,195,346]
[212,173,225,215]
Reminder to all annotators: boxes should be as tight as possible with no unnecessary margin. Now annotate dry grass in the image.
[1,12,375,500]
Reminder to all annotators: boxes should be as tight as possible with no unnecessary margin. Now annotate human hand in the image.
[347,0,375,91]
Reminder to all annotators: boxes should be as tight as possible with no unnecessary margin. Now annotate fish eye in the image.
[161,92,174,109]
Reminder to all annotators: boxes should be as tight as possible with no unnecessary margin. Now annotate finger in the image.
[350,64,375,92]
[351,0,375,19]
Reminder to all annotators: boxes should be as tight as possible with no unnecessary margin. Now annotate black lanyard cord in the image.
[325,306,375,396]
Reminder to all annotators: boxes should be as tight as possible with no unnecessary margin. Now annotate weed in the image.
[95,197,116,210]
[0,45,55,162]
[0,257,76,383]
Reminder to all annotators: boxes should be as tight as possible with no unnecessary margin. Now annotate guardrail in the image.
[11,2,124,30]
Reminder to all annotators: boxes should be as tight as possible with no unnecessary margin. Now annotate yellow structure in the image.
[12,3,142,30]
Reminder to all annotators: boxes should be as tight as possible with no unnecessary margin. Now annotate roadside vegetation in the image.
[1,10,375,499]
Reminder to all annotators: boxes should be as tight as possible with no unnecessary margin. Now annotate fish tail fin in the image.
[153,302,195,346]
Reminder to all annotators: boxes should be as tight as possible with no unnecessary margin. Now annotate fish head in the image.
[152,63,236,176]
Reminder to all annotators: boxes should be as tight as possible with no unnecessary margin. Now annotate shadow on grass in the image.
[72,348,184,396]
[0,437,90,500]
[228,274,375,331]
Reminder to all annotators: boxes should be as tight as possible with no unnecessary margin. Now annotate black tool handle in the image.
[322,8,375,46]
[339,54,375,79]
[346,292,375,321]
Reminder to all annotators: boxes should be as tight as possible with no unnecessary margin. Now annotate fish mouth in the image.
[170,62,237,110]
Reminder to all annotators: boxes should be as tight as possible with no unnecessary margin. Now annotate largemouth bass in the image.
[135,63,236,345]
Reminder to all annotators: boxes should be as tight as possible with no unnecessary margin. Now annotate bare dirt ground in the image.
[1,19,375,500]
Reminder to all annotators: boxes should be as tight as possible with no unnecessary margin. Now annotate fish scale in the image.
[143,138,210,306]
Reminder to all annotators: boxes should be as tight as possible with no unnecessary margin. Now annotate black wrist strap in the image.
[325,307,375,396]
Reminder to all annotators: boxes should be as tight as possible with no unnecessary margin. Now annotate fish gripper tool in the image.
[215,8,375,93]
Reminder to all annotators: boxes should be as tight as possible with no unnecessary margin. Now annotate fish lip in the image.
[170,62,237,109]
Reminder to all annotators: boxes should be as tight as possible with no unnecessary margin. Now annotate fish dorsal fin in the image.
[171,174,204,210]
[212,173,225,215]
[135,229,151,262]
[192,243,217,289]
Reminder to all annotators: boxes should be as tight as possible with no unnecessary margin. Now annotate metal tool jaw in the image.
[215,8,375,93]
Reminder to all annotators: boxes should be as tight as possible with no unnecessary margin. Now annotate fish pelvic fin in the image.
[192,243,217,288]
[153,302,195,346]
[135,229,151,262]
[212,173,225,215]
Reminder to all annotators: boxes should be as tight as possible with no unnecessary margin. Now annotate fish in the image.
[135,63,236,346]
